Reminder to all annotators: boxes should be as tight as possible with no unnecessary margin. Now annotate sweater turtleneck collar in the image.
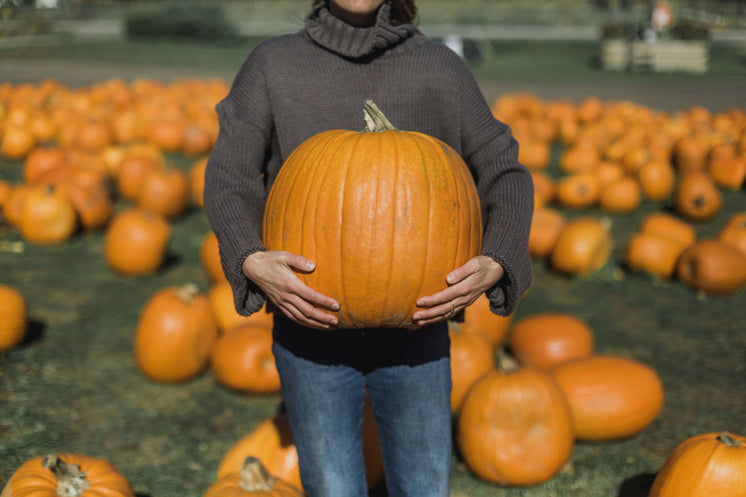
[305,1,417,59]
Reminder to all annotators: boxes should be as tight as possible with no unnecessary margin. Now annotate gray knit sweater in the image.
[203,1,534,322]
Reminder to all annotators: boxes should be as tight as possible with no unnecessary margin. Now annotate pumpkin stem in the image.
[717,432,741,447]
[495,349,521,373]
[175,283,200,303]
[238,456,277,492]
[42,454,91,497]
[363,100,398,133]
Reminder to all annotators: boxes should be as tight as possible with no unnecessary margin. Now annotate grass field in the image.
[1,32,745,497]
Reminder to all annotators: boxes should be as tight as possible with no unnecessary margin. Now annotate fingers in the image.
[243,250,340,328]
[413,255,505,326]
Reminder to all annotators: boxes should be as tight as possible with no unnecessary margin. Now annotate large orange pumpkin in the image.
[549,354,664,442]
[648,431,746,497]
[0,453,135,497]
[456,354,574,486]
[263,100,482,329]
[19,184,78,245]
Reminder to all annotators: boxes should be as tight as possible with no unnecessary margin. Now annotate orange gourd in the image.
[263,100,482,329]
[457,353,574,486]
[598,176,641,213]
[104,207,171,276]
[136,166,190,219]
[454,293,513,348]
[208,280,274,333]
[210,323,280,393]
[674,171,722,222]
[19,184,78,245]
[637,159,676,202]
[189,157,208,208]
[549,355,664,442]
[708,155,746,190]
[718,211,746,257]
[624,232,685,279]
[639,212,696,249]
[508,312,594,370]
[676,239,746,295]
[200,230,227,282]
[0,453,135,497]
[550,217,613,276]
[0,284,27,349]
[204,457,304,497]
[528,207,566,259]
[449,327,495,412]
[648,431,746,497]
[518,139,551,170]
[218,408,383,491]
[134,283,219,382]
[555,172,601,209]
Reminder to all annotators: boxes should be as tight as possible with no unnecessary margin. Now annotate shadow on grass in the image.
[618,473,657,497]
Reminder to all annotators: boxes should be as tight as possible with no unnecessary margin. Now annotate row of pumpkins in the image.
[2,275,744,496]
[1,83,745,295]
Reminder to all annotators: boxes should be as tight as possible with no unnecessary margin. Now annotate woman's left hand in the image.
[412,255,504,326]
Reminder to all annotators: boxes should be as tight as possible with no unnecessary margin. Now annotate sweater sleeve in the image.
[458,69,534,316]
[203,50,274,316]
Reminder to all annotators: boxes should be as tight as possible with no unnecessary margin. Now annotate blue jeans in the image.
[272,329,452,497]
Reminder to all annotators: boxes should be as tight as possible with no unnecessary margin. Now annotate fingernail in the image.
[446,274,455,284]
[413,313,421,320]
[332,302,340,311]
[306,261,315,270]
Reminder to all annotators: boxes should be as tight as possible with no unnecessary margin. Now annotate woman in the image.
[203,1,534,495]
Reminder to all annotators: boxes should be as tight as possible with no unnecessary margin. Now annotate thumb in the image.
[286,253,316,273]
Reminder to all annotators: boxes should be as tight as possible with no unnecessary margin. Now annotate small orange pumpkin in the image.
[208,280,274,333]
[555,172,601,209]
[508,312,594,370]
[200,230,227,282]
[457,353,574,486]
[648,431,746,497]
[528,207,566,259]
[637,159,676,202]
[550,216,613,276]
[134,283,219,382]
[676,239,746,295]
[0,284,27,349]
[624,232,685,279]
[104,208,171,276]
[453,292,513,348]
[218,407,383,490]
[204,457,304,497]
[136,166,190,219]
[718,211,746,258]
[449,327,495,412]
[708,155,746,190]
[210,322,281,393]
[639,212,696,249]
[598,176,641,213]
[19,184,78,245]
[0,453,135,497]
[674,171,722,222]
[549,354,664,442]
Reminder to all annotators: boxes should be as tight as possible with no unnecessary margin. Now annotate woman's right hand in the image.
[242,250,340,329]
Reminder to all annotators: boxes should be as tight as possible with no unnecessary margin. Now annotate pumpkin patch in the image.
[1,72,744,497]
